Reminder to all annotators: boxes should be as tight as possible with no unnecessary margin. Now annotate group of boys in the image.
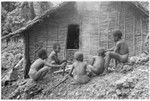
[29,30,129,84]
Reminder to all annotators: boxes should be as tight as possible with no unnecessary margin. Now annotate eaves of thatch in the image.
[1,2,149,40]
[1,2,72,40]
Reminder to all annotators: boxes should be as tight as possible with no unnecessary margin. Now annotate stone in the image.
[9,68,19,81]
[111,94,118,99]
[122,82,130,88]
[121,88,130,95]
[116,89,122,95]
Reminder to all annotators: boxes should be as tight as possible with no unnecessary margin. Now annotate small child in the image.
[29,49,66,81]
[87,48,105,76]
[105,30,129,72]
[48,43,67,71]
[69,52,90,84]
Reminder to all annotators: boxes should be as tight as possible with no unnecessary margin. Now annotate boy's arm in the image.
[44,61,63,68]
[106,46,115,51]
[91,57,95,65]
[49,52,60,64]
[69,64,74,77]
[52,54,60,64]
[114,42,120,53]
[60,59,67,64]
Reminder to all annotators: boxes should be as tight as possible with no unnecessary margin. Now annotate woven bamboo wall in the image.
[28,2,148,63]
[29,3,80,63]
[78,2,148,61]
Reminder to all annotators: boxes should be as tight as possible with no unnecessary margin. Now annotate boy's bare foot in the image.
[102,70,109,75]
[71,81,78,85]
[87,72,95,78]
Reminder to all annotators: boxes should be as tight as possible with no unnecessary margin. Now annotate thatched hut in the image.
[2,2,149,78]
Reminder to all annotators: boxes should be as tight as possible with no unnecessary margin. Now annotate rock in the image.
[15,53,23,59]
[2,68,19,87]
[111,94,118,99]
[116,89,122,95]
[8,79,43,99]
[9,68,19,81]
[122,82,130,88]
[129,56,137,64]
[9,86,23,99]
[121,65,133,74]
[121,88,130,95]
[93,84,96,88]
[97,94,104,99]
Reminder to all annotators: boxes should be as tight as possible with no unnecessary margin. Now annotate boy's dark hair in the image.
[113,30,122,39]
[53,43,60,49]
[38,49,47,59]
[97,48,105,57]
[74,52,83,62]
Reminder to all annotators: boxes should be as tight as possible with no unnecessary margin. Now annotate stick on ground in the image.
[44,76,69,95]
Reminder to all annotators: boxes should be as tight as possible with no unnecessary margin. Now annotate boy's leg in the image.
[105,51,121,72]
[60,60,67,64]
[87,65,96,77]
[105,52,111,71]
[35,66,50,81]
[87,65,94,73]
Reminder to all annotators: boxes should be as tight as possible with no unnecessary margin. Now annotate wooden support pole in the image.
[140,18,143,53]
[23,32,31,79]
[132,16,135,56]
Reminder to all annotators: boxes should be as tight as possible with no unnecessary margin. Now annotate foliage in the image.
[1,2,54,36]
[139,1,149,10]
[1,2,17,12]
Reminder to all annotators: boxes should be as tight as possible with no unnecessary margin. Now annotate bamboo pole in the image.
[133,16,136,56]
[140,17,143,53]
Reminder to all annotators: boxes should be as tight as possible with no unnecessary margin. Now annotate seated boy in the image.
[48,43,67,71]
[69,52,90,84]
[105,30,129,72]
[28,49,66,81]
[87,48,105,76]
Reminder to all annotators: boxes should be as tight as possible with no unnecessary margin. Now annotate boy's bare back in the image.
[69,51,90,84]
[92,56,105,74]
[30,59,45,71]
[72,61,87,76]
[116,40,129,55]
[48,51,59,64]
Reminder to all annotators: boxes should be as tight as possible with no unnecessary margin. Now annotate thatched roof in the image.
[2,2,72,40]
[130,2,149,16]
[1,2,149,40]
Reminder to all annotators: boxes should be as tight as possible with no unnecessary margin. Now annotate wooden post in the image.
[23,32,31,79]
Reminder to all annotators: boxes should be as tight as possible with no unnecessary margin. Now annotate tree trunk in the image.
[23,32,31,79]
[29,2,36,20]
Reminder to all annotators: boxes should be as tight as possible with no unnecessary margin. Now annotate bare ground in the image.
[1,41,149,99]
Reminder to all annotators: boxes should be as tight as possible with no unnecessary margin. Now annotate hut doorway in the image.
[66,24,79,61]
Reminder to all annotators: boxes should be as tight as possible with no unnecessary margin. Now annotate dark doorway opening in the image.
[67,24,79,49]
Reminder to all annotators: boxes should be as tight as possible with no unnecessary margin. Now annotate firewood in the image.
[54,68,71,74]
[44,76,69,95]
[14,58,24,69]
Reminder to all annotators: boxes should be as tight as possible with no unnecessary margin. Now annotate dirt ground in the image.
[1,41,149,99]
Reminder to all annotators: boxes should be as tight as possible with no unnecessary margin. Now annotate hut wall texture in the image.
[28,2,148,63]
[28,3,81,63]
[77,2,148,61]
